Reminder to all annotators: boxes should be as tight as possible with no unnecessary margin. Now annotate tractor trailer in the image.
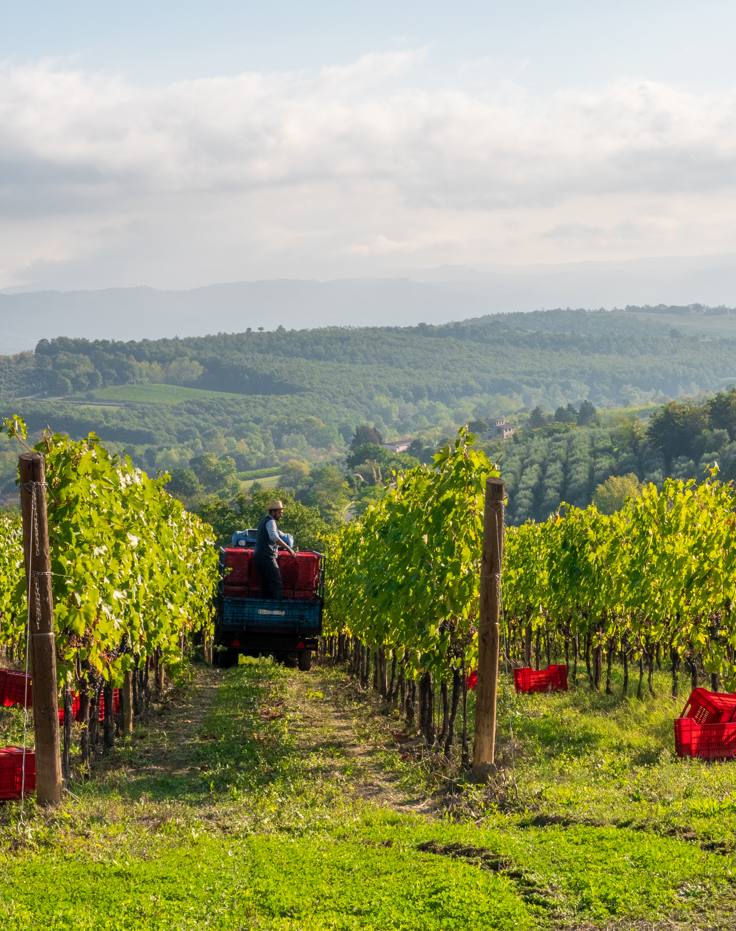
[213,532,325,670]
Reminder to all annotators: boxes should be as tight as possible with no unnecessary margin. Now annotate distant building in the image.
[486,417,516,439]
[382,439,412,454]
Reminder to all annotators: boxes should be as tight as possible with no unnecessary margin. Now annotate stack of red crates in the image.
[0,669,32,708]
[58,689,120,724]
[514,665,569,693]
[0,747,36,800]
[674,688,736,759]
[222,548,319,601]
[0,669,119,722]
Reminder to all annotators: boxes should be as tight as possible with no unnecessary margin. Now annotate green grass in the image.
[479,667,736,848]
[76,384,246,405]
[240,474,281,492]
[599,402,661,419]
[2,834,533,930]
[236,467,284,481]
[3,661,736,929]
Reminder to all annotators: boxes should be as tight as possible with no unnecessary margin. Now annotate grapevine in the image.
[327,432,736,752]
[0,417,218,696]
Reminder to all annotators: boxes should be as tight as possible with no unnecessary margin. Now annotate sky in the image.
[2,0,736,292]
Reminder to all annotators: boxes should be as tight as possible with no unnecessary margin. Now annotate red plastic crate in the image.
[680,688,736,725]
[514,665,568,693]
[0,669,32,708]
[222,547,251,585]
[0,747,36,800]
[293,553,319,592]
[58,688,120,724]
[276,552,319,599]
[674,717,736,759]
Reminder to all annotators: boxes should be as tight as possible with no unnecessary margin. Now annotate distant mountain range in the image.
[3,252,736,354]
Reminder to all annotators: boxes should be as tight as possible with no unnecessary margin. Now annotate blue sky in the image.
[2,0,736,292]
[5,0,736,91]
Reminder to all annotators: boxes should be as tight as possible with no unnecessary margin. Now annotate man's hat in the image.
[268,500,284,511]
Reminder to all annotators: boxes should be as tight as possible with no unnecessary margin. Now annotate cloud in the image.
[2,54,736,289]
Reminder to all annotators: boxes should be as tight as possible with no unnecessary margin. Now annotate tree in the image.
[577,400,598,427]
[189,453,238,495]
[529,407,548,429]
[353,484,386,517]
[608,414,645,450]
[281,459,310,489]
[199,486,328,550]
[554,404,577,424]
[351,425,383,449]
[299,466,351,527]
[647,401,708,461]
[347,444,420,483]
[707,387,736,440]
[197,496,242,545]
[346,443,390,470]
[593,473,642,515]
[167,468,203,500]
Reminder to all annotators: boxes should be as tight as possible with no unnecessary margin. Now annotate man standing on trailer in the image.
[253,499,296,599]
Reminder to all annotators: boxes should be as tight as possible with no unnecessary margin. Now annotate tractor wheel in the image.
[298,649,313,672]
[218,649,238,668]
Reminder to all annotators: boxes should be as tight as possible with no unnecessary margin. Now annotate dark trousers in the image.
[254,556,283,600]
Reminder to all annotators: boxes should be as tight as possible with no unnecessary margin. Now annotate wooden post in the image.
[103,680,115,749]
[122,670,134,737]
[62,684,72,784]
[19,451,63,806]
[472,476,505,779]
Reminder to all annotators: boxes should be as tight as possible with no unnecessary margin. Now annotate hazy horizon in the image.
[3,251,736,355]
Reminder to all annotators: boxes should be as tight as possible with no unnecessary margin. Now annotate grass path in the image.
[289,665,434,813]
[94,664,226,797]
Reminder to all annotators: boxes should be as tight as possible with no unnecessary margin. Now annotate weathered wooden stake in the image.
[19,451,63,806]
[62,684,72,784]
[122,670,134,736]
[472,476,505,779]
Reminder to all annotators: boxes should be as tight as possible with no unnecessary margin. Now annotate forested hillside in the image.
[497,389,736,524]
[3,309,735,412]
[0,308,734,512]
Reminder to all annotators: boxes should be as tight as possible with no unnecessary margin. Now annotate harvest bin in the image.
[514,665,568,693]
[674,687,736,759]
[0,747,36,800]
[0,669,119,722]
[0,669,32,708]
[58,688,120,724]
[679,687,736,725]
[674,718,736,760]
